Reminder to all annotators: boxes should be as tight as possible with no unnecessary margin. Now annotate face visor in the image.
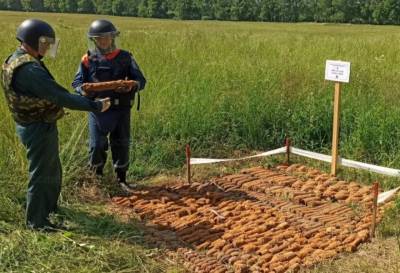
[88,31,119,55]
[38,36,60,58]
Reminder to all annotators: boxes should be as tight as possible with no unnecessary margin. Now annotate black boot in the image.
[116,170,126,183]
[116,171,135,191]
[116,170,135,192]
[95,168,103,176]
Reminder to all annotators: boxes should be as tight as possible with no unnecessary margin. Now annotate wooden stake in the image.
[285,138,291,165]
[331,82,341,176]
[186,144,191,185]
[370,182,379,238]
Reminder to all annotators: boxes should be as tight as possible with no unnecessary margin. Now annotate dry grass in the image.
[304,237,400,273]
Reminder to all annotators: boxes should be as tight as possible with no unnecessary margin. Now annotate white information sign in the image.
[325,60,351,83]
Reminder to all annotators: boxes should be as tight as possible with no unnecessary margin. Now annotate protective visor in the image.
[38,36,60,58]
[87,31,120,38]
[88,32,119,55]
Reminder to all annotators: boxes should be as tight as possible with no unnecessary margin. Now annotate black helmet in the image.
[16,19,55,51]
[87,19,119,38]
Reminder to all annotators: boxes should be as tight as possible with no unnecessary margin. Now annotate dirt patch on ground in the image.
[111,164,385,273]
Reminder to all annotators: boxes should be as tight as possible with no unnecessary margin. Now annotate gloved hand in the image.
[81,89,93,97]
[98,97,111,112]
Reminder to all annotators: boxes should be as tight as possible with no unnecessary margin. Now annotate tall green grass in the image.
[2,9,400,220]
[2,12,400,180]
[1,11,400,272]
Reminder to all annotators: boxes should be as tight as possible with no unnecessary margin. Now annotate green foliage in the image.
[0,11,400,272]
[137,0,148,17]
[76,0,94,13]
[11,0,23,10]
[5,0,400,23]
[93,0,112,15]
[20,0,44,11]
[147,0,167,18]
[1,11,400,183]
[59,0,78,13]
[44,0,59,12]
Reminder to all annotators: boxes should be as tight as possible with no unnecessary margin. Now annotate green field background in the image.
[1,11,400,190]
[1,11,400,273]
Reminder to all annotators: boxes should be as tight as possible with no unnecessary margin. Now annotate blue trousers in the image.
[88,108,131,174]
[16,122,61,229]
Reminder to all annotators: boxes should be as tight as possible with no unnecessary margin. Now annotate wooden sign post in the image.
[331,82,341,176]
[325,60,351,176]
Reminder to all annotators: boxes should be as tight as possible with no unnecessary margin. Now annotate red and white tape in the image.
[190,147,287,165]
[190,146,400,204]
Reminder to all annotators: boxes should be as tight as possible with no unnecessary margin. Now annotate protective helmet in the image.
[87,19,119,55]
[16,19,59,58]
[87,19,120,38]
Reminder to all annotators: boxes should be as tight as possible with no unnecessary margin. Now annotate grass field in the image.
[0,10,399,273]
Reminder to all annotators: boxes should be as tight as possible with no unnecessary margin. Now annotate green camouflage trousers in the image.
[16,122,62,229]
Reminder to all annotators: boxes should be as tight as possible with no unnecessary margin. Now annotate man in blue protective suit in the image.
[72,19,146,188]
[0,19,111,231]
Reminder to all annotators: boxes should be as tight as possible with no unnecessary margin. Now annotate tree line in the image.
[2,0,400,24]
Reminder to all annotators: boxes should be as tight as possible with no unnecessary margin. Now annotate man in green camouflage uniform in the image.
[0,19,111,231]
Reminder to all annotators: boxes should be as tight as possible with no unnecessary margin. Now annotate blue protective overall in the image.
[72,49,146,181]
